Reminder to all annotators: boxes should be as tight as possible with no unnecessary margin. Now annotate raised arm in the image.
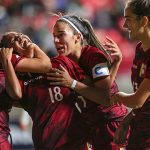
[1,32,51,73]
[14,42,51,73]
[0,47,22,100]
[104,36,122,85]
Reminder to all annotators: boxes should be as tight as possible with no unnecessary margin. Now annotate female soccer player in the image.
[1,32,92,150]
[0,31,51,149]
[47,14,128,150]
[105,0,150,149]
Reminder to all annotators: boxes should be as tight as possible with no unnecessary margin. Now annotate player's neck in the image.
[141,42,150,52]
[141,35,150,51]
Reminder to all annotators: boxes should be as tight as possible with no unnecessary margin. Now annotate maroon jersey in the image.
[0,72,11,144]
[12,55,87,150]
[78,45,127,122]
[77,45,127,150]
[127,42,150,150]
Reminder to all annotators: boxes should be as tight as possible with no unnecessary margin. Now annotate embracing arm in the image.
[111,78,150,108]
[47,65,110,105]
[74,76,110,105]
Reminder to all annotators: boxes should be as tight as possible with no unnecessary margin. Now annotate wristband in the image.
[71,80,77,90]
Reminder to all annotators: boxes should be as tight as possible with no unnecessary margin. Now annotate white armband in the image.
[71,80,77,90]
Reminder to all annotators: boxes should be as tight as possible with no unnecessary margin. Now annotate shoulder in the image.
[11,54,24,68]
[81,45,107,60]
[51,55,77,69]
[83,45,105,54]
[80,46,108,67]
[52,55,85,81]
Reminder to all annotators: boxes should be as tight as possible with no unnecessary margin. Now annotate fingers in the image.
[0,47,13,63]
[105,36,114,43]
[9,47,13,53]
[47,72,62,78]
[0,47,13,53]
[48,76,62,81]
[47,74,64,86]
[59,64,66,71]
[50,67,64,74]
[49,81,63,86]
[104,36,118,49]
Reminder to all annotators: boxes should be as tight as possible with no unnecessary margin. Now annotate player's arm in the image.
[75,75,110,105]
[111,78,150,108]
[14,41,51,73]
[47,64,110,105]
[0,47,22,100]
[1,32,51,73]
[103,36,122,85]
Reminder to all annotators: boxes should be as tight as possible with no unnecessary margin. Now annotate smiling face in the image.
[1,32,33,56]
[53,20,81,58]
[1,32,31,48]
[123,5,144,41]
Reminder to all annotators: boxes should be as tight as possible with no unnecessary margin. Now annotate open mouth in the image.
[56,47,65,53]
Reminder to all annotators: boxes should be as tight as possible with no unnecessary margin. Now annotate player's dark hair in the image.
[126,0,150,18]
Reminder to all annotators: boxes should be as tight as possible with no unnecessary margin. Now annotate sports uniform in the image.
[12,54,91,150]
[76,45,128,150]
[0,71,12,150]
[126,42,150,150]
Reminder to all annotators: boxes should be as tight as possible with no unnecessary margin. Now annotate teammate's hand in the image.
[47,64,74,88]
[103,36,122,63]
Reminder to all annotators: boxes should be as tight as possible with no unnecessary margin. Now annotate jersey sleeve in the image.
[11,54,25,69]
[80,46,110,80]
[51,56,85,82]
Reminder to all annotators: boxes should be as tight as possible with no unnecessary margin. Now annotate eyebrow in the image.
[53,30,66,34]
[124,15,131,18]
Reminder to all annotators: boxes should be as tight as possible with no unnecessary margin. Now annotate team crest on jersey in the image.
[139,63,147,77]
[92,63,109,79]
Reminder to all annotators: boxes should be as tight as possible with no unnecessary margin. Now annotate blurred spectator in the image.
[19,110,32,131]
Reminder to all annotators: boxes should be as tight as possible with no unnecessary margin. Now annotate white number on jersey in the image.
[48,86,63,103]
[75,96,87,113]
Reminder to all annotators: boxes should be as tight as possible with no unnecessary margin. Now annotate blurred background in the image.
[0,0,135,149]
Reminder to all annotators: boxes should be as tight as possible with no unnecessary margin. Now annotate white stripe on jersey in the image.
[92,63,109,79]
